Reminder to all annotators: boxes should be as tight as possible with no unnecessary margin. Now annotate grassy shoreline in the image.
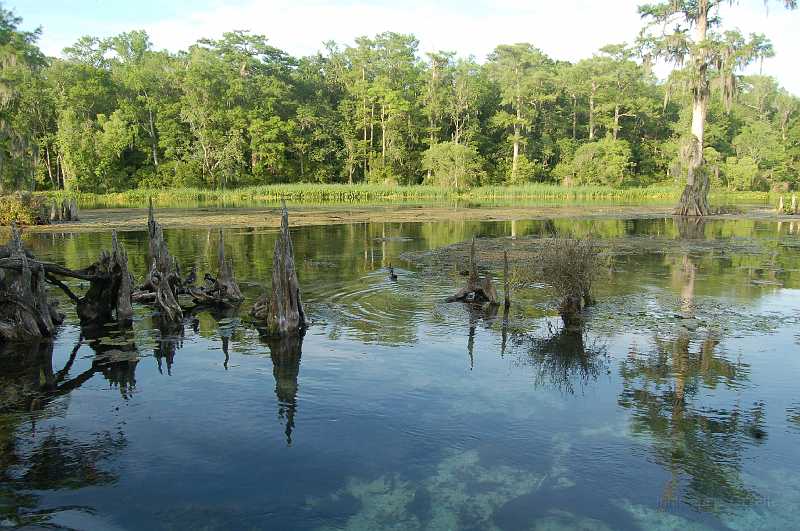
[38,183,776,209]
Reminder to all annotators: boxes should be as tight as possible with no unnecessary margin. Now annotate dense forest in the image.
[0,2,799,194]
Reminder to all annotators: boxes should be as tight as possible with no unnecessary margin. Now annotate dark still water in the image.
[2,216,800,530]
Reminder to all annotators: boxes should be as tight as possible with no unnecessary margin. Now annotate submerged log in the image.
[446,238,498,304]
[0,224,64,342]
[251,205,306,336]
[76,231,133,325]
[189,230,243,307]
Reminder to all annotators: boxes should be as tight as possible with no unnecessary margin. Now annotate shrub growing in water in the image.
[536,238,601,327]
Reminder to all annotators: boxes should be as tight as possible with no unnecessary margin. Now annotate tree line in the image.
[1,2,799,195]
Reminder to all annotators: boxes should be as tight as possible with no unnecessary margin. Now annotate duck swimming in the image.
[388,265,398,281]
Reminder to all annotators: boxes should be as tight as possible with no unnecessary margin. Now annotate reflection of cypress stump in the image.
[447,238,498,304]
[252,205,306,336]
[0,224,63,342]
[675,216,706,240]
[266,334,303,445]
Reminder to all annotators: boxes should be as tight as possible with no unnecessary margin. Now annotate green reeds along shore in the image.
[39,183,775,210]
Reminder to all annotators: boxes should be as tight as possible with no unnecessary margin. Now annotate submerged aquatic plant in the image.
[308,450,546,531]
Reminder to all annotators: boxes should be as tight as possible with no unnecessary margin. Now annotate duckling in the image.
[388,265,398,281]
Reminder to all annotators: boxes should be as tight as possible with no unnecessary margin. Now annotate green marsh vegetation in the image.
[40,184,775,210]
[0,1,799,214]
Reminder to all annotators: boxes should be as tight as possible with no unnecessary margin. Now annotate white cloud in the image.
[37,0,800,94]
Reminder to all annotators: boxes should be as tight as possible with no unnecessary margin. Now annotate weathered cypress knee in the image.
[137,198,183,322]
[251,205,306,336]
[76,231,133,325]
[447,237,498,304]
[190,230,244,307]
[0,224,63,342]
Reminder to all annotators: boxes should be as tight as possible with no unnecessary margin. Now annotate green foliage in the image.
[422,142,484,189]
[723,156,760,191]
[0,192,47,225]
[0,5,797,196]
[555,137,633,186]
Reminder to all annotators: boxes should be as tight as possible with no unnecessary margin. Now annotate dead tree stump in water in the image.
[446,238,498,304]
[251,205,306,336]
[49,198,79,223]
[190,230,244,307]
[76,231,133,325]
[0,224,64,342]
[133,199,183,322]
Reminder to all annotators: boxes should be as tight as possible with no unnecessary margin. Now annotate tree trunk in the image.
[44,146,56,189]
[251,204,306,337]
[675,2,711,217]
[613,105,620,140]
[572,95,577,140]
[381,104,387,164]
[589,82,596,140]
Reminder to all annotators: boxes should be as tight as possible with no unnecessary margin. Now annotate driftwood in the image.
[251,205,306,337]
[0,224,64,342]
[446,238,498,304]
[76,231,133,325]
[189,230,243,307]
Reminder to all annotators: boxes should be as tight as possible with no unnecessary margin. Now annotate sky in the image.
[9,0,800,94]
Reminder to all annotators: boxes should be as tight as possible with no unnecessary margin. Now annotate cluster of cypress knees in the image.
[0,200,306,344]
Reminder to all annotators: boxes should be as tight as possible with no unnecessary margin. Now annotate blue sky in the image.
[9,0,800,94]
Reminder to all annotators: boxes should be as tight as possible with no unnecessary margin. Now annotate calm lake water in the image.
[2,215,800,530]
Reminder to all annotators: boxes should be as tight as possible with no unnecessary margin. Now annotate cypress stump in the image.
[251,205,306,336]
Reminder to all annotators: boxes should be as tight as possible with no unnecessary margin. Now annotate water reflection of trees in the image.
[0,340,126,528]
[619,253,765,513]
[619,331,765,512]
[509,325,608,394]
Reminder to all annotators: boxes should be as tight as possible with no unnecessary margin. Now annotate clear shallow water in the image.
[1,217,800,530]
